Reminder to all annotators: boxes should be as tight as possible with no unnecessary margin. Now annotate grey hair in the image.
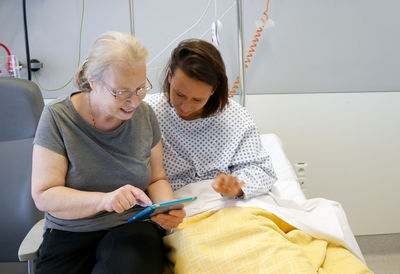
[74,31,149,92]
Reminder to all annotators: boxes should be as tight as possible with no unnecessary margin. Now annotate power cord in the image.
[34,0,85,91]
[229,0,272,97]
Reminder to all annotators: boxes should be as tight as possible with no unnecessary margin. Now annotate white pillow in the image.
[260,134,306,203]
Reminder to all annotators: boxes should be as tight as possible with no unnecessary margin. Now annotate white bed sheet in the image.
[173,134,365,263]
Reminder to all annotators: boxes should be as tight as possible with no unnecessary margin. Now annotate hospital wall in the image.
[247,92,400,235]
[1,0,399,236]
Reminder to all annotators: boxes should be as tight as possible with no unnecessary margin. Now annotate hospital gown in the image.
[145,93,276,198]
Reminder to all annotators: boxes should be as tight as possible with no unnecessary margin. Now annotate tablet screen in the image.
[128,196,197,222]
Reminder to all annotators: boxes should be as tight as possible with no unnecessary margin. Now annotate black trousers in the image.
[35,221,165,274]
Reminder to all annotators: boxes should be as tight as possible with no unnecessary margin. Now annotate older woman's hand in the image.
[212,173,244,197]
[151,208,186,230]
[100,184,152,213]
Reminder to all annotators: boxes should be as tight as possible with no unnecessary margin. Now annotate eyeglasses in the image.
[102,78,152,100]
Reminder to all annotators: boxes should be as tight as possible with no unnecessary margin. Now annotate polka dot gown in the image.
[145,93,276,199]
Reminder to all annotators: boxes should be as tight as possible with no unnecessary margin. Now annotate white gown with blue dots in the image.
[145,93,276,199]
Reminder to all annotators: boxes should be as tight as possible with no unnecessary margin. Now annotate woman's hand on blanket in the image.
[151,208,186,230]
[212,174,244,197]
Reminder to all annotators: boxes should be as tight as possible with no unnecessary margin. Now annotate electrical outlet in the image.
[294,162,307,176]
[297,177,306,187]
[294,162,308,188]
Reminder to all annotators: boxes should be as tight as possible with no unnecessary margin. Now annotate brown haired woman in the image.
[145,38,276,198]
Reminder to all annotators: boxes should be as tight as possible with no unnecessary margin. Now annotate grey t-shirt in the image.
[34,92,161,232]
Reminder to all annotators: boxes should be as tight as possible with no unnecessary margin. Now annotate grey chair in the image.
[0,77,45,273]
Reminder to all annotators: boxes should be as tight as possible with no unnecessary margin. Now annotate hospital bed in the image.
[162,134,370,273]
[19,134,370,273]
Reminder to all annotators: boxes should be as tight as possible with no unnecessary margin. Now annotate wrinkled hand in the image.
[212,173,244,197]
[151,208,186,230]
[100,185,152,213]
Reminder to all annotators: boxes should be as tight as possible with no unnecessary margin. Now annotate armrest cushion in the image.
[18,219,45,261]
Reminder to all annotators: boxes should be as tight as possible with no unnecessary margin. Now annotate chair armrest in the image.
[18,218,45,261]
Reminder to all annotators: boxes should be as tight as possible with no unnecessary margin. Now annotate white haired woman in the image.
[31,31,185,274]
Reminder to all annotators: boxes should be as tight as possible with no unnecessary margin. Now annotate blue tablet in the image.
[128,196,197,222]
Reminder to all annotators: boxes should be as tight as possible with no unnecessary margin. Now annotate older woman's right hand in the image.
[100,184,152,213]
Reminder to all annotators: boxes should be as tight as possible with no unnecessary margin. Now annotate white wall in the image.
[0,0,131,98]
[247,92,400,235]
[2,0,399,236]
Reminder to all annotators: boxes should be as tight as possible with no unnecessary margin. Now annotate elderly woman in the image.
[31,32,184,274]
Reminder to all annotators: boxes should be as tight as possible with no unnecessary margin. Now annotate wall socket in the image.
[294,162,308,188]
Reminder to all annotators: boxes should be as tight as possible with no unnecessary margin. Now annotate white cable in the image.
[148,0,235,71]
[147,0,213,66]
[214,0,218,21]
[219,0,236,22]
[200,0,235,39]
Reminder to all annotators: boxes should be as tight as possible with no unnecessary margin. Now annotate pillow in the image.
[260,134,306,203]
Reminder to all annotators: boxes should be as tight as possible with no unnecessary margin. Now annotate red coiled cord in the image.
[229,0,270,97]
[0,43,14,76]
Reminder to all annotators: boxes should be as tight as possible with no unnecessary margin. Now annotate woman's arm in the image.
[147,141,185,229]
[146,141,174,203]
[213,126,277,199]
[31,145,151,219]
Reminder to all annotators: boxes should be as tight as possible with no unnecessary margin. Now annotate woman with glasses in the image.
[31,31,185,274]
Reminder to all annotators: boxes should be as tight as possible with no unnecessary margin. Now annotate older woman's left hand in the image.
[150,208,186,230]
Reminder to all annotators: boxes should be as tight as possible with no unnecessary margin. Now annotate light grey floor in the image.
[356,233,400,274]
[0,262,28,274]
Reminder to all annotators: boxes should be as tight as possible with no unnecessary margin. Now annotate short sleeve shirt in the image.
[34,92,161,232]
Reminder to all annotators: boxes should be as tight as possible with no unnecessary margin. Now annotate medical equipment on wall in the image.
[0,43,21,78]
[22,0,271,98]
[143,0,274,106]
[22,0,85,91]
[211,20,223,47]
[230,0,273,99]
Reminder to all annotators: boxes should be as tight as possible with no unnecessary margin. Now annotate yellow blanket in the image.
[164,207,372,274]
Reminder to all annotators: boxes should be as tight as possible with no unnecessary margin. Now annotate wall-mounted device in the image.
[211,20,222,47]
